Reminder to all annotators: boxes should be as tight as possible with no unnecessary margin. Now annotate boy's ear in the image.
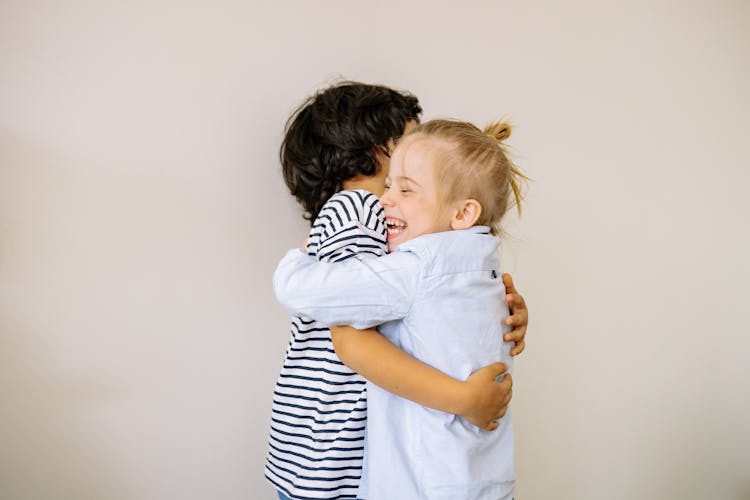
[451,199,482,230]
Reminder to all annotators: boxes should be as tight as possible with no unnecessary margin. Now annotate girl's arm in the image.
[330,325,511,431]
[275,250,525,429]
[328,277,528,430]
[274,248,418,329]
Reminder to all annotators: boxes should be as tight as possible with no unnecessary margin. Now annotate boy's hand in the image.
[461,362,512,431]
[502,273,528,356]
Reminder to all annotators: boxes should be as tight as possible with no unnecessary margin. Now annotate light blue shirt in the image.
[274,226,514,500]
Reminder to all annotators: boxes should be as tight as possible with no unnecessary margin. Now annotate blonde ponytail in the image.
[482,120,528,217]
[483,121,512,142]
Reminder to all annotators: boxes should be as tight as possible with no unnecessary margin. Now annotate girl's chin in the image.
[386,232,405,251]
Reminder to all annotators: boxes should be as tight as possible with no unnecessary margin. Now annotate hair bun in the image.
[483,121,512,142]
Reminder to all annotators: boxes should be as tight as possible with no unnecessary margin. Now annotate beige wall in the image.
[1,1,748,499]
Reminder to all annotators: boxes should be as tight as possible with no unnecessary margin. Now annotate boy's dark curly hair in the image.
[281,81,422,222]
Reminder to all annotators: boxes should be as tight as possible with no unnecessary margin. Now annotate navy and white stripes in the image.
[265,190,387,499]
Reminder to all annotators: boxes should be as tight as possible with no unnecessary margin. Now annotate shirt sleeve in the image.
[306,190,388,263]
[273,248,420,329]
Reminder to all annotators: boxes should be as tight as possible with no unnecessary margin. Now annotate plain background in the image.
[1,1,748,499]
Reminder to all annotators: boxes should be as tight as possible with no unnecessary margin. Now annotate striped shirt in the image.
[265,189,388,499]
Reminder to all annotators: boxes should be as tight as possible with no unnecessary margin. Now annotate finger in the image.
[480,361,508,378]
[504,326,527,344]
[505,292,527,314]
[501,273,516,295]
[494,375,513,406]
[504,322,526,341]
[504,322,527,344]
[504,309,528,329]
[504,387,513,407]
[497,405,508,419]
[510,339,526,356]
[505,295,528,316]
[498,391,511,413]
[501,373,513,390]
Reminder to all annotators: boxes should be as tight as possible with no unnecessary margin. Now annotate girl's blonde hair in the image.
[410,118,527,234]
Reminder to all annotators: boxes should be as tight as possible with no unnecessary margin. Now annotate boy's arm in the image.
[503,273,529,356]
[330,325,512,431]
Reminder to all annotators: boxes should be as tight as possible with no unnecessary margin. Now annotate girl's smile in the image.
[380,136,456,251]
[385,216,408,241]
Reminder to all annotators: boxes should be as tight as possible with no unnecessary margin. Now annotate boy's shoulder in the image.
[314,189,384,233]
[307,189,387,261]
[322,189,383,221]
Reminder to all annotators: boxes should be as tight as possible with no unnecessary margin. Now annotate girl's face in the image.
[380,136,455,251]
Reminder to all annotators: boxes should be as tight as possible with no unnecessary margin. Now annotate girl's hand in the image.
[461,362,512,431]
[502,273,528,356]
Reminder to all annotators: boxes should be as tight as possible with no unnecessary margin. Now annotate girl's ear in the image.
[451,199,482,230]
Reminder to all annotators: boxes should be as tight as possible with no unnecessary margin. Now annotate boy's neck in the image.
[342,175,384,197]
